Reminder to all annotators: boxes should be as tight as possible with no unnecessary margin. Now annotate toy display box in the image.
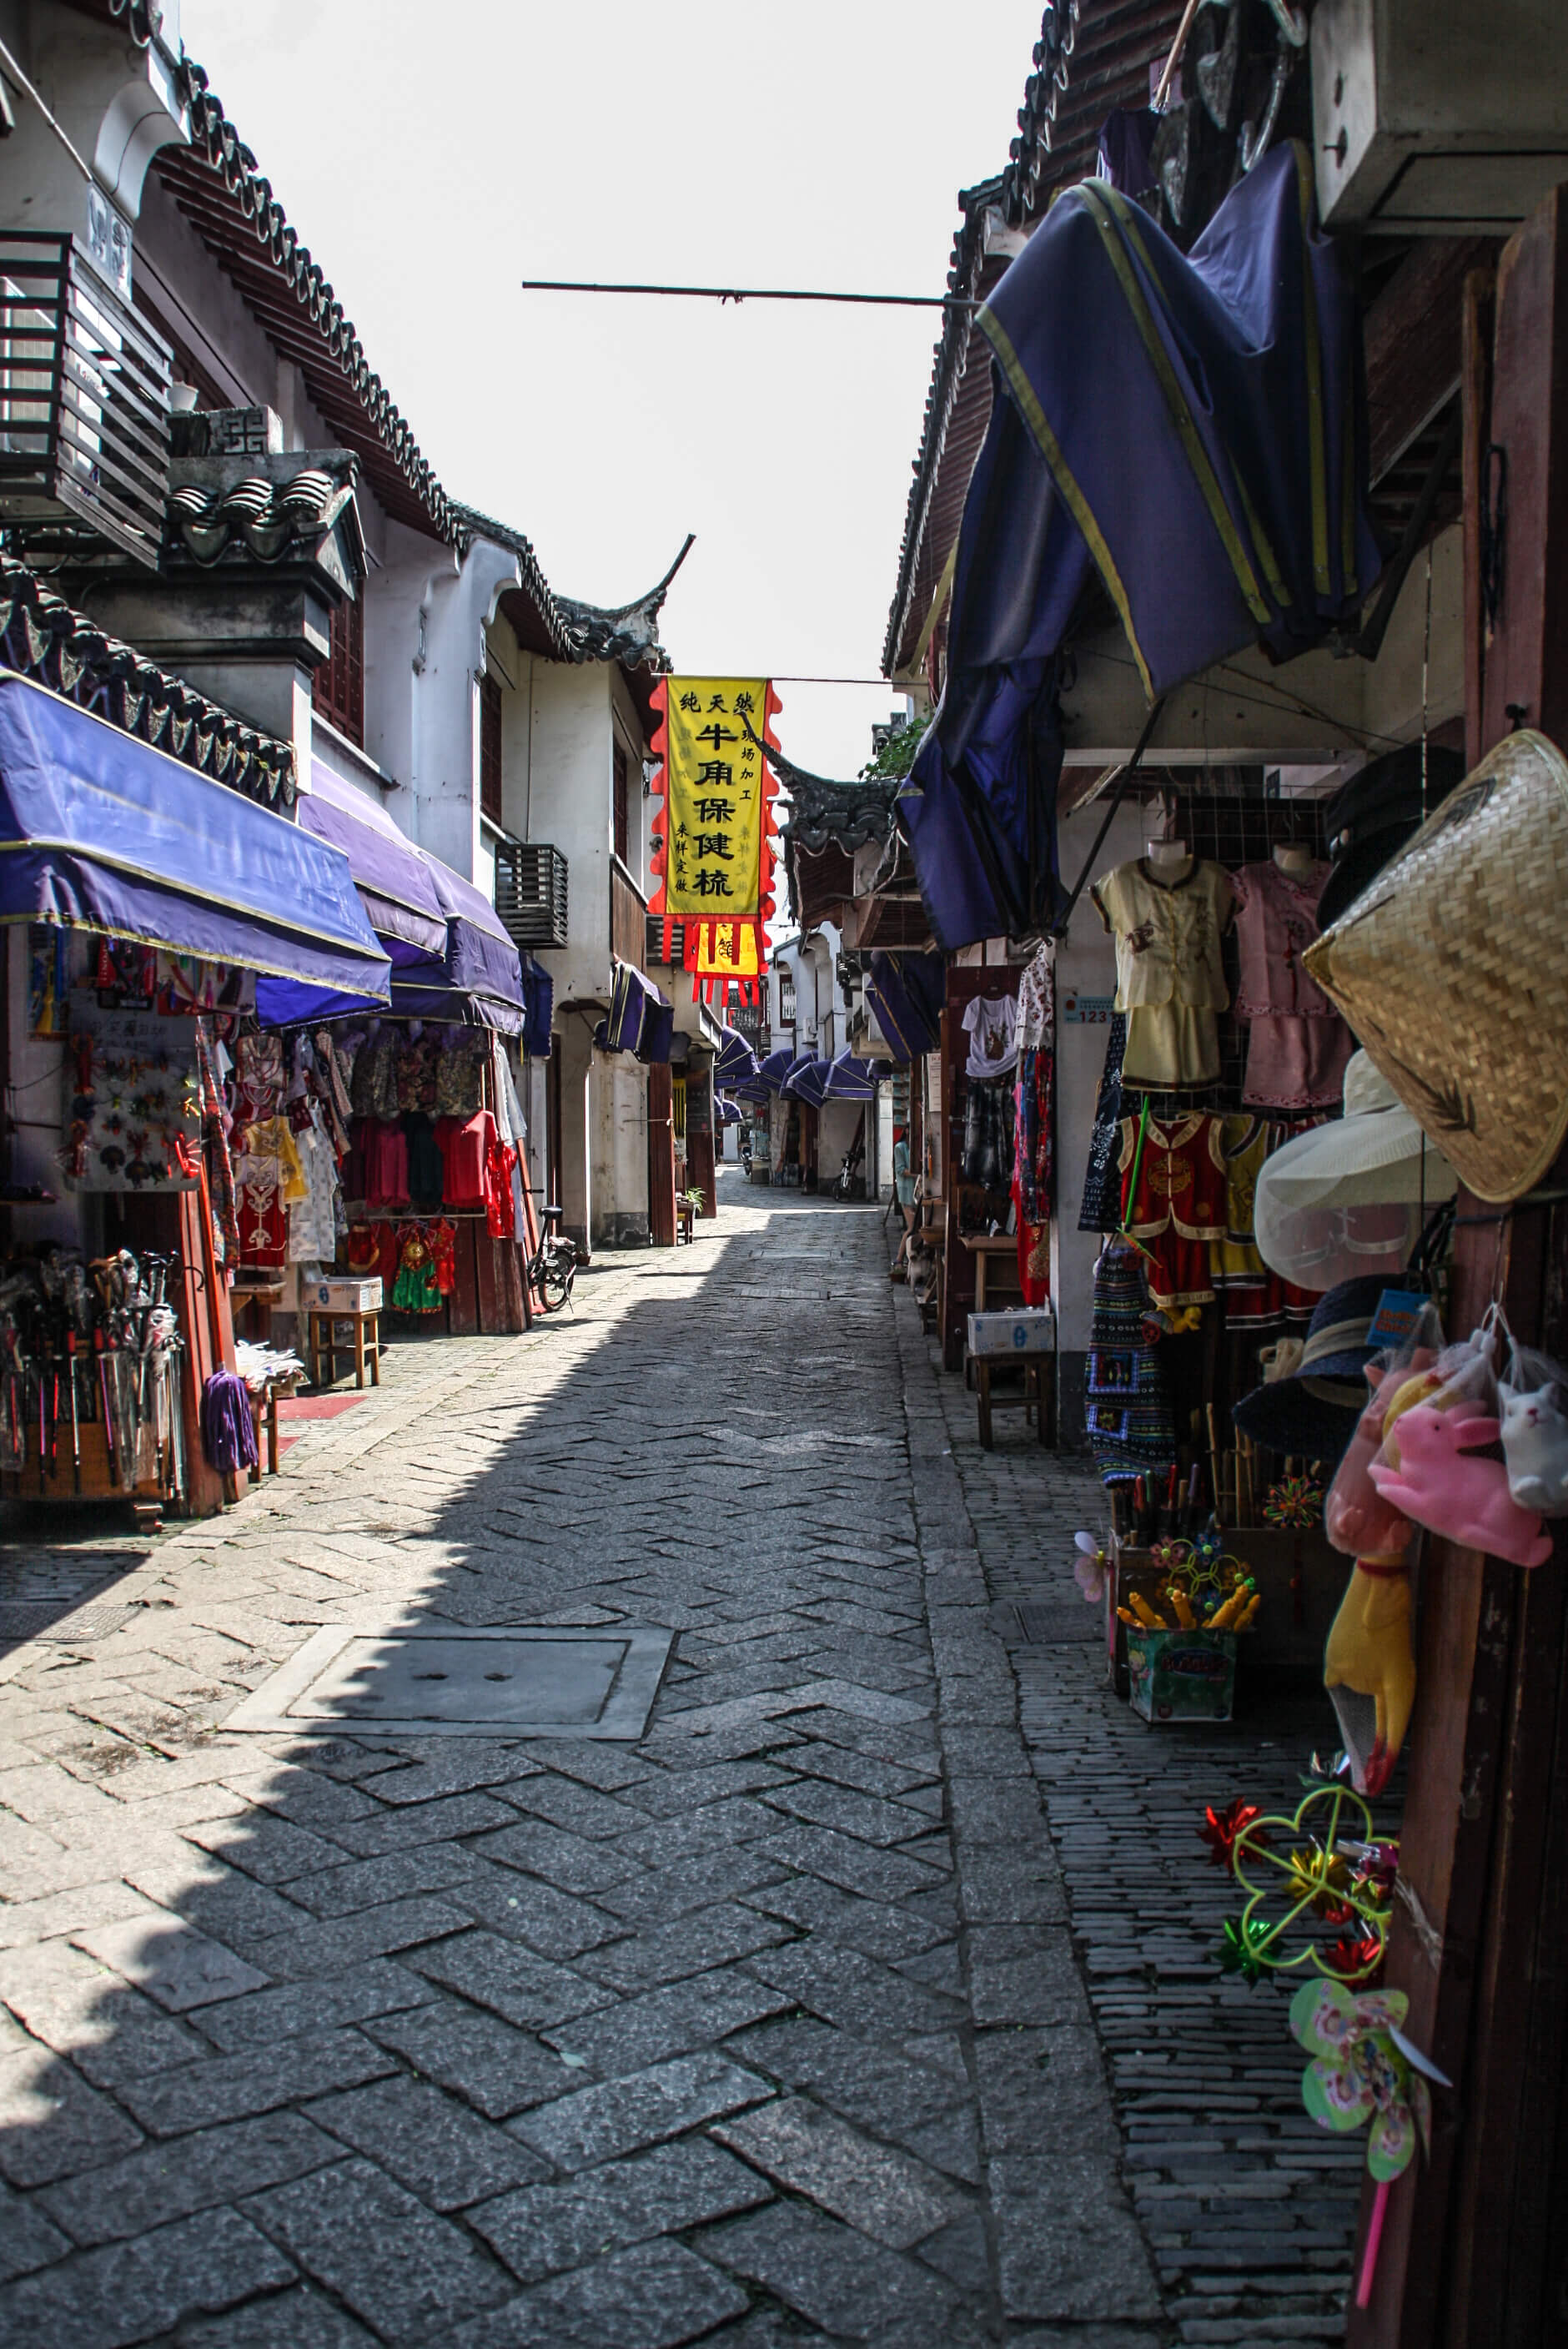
[966,1307,1054,1358]
[307,1277,382,1314]
[1125,1626,1238,1723]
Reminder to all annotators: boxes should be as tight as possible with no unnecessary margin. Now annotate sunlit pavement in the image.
[0,1171,1353,2346]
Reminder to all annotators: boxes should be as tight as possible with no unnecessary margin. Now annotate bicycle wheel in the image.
[540,1250,575,1311]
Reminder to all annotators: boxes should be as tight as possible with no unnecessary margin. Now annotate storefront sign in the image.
[650,678,781,1003]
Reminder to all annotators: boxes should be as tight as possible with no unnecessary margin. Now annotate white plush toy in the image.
[1499,1378,1568,1517]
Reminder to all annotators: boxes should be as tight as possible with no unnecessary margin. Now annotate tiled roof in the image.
[883,0,1187,677]
[0,554,296,802]
[450,506,571,663]
[152,63,458,546]
[168,459,358,566]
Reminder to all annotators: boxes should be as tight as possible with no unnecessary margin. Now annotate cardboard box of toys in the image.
[1126,1624,1237,1723]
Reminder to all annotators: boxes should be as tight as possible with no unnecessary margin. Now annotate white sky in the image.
[180,1,1040,777]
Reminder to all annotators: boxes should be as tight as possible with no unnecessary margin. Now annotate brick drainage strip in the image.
[927,1322,1380,2347]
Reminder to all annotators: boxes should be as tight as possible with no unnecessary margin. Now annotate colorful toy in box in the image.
[1116,1537,1261,1635]
[1127,1624,1236,1723]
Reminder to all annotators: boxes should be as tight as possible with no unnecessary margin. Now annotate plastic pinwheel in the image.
[1219,1783,1393,1987]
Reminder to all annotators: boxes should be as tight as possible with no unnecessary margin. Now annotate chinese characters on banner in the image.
[649,677,780,1003]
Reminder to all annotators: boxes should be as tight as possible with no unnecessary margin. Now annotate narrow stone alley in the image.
[0,1176,1360,2348]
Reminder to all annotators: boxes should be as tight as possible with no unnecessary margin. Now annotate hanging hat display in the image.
[1304,730,1568,1205]
[1232,1275,1390,1466]
[1314,742,1466,933]
[1253,1051,1457,1290]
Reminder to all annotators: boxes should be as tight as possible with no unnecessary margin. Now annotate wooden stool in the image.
[975,1355,1055,1451]
[246,1382,281,1480]
[307,1308,381,1391]
[676,1198,696,1245]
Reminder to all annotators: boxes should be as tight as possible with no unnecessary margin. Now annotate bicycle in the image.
[527,1204,578,1313]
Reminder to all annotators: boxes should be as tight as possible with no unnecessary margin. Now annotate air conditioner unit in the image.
[1312,0,1568,234]
[492,842,567,949]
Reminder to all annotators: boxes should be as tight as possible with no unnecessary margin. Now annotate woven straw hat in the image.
[1303,730,1568,1205]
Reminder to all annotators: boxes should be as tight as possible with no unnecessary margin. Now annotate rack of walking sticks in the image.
[0,1245,187,1511]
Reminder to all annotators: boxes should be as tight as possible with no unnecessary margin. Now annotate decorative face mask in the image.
[1498,1382,1568,1518]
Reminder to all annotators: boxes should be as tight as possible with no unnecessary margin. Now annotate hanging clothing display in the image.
[963,1079,1015,1191]
[1078,1011,1128,1234]
[1117,1111,1228,1310]
[1209,1114,1319,1327]
[1092,857,1234,1089]
[1229,859,1354,1109]
[962,991,1019,1080]
[1084,1238,1177,1485]
[1013,946,1054,1305]
[287,1120,340,1265]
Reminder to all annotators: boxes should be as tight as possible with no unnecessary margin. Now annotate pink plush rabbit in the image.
[1367,1406,1553,1568]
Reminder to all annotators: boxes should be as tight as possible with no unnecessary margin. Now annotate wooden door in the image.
[1349,184,1568,2349]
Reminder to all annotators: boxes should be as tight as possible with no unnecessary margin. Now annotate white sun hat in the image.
[1253,1050,1458,1290]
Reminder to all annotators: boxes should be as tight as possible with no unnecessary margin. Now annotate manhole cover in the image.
[990,1600,1101,1646]
[0,1601,138,1648]
[225,1623,674,1740]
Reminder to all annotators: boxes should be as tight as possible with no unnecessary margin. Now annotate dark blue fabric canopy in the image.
[758,1048,796,1094]
[593,961,671,1060]
[520,954,554,1058]
[784,1056,832,1108]
[866,951,943,1062]
[822,1051,877,1102]
[0,671,390,1000]
[298,762,447,959]
[384,850,525,1035]
[714,1024,760,1088]
[715,1095,742,1125]
[908,143,1380,949]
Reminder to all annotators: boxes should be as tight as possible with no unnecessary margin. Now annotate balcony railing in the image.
[493,841,568,948]
[611,860,648,973]
[0,234,171,568]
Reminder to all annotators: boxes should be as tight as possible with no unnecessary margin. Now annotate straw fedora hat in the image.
[1303,730,1568,1205]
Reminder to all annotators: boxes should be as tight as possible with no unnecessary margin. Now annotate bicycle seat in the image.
[540,1204,565,1225]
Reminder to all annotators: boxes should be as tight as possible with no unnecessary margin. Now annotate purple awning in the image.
[0,672,389,1003]
[298,762,447,959]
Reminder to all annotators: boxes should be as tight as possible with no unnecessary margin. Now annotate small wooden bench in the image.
[676,1198,696,1245]
[306,1307,381,1391]
[975,1353,1055,1451]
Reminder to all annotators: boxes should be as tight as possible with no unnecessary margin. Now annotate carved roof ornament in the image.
[554,535,695,674]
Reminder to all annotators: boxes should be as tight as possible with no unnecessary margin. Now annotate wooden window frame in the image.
[480,673,504,827]
[312,590,364,747]
[612,737,631,870]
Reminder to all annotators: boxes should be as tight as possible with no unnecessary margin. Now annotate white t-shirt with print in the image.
[962,993,1019,1080]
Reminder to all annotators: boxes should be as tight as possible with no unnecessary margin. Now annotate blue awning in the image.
[593,961,671,1059]
[714,1024,759,1088]
[758,1049,796,1094]
[716,1094,742,1125]
[784,1056,832,1107]
[389,850,527,1035]
[0,672,390,1002]
[866,951,943,1062]
[297,762,448,958]
[822,1051,877,1101]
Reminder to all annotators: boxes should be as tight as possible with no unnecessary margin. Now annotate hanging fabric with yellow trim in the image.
[907,139,1380,953]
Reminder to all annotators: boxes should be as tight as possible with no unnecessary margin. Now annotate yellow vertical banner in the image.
[661,679,766,918]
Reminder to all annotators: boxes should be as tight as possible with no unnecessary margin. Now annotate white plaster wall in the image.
[510,659,614,1003]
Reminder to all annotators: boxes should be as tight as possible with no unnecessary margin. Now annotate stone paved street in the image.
[0,1174,1359,2347]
